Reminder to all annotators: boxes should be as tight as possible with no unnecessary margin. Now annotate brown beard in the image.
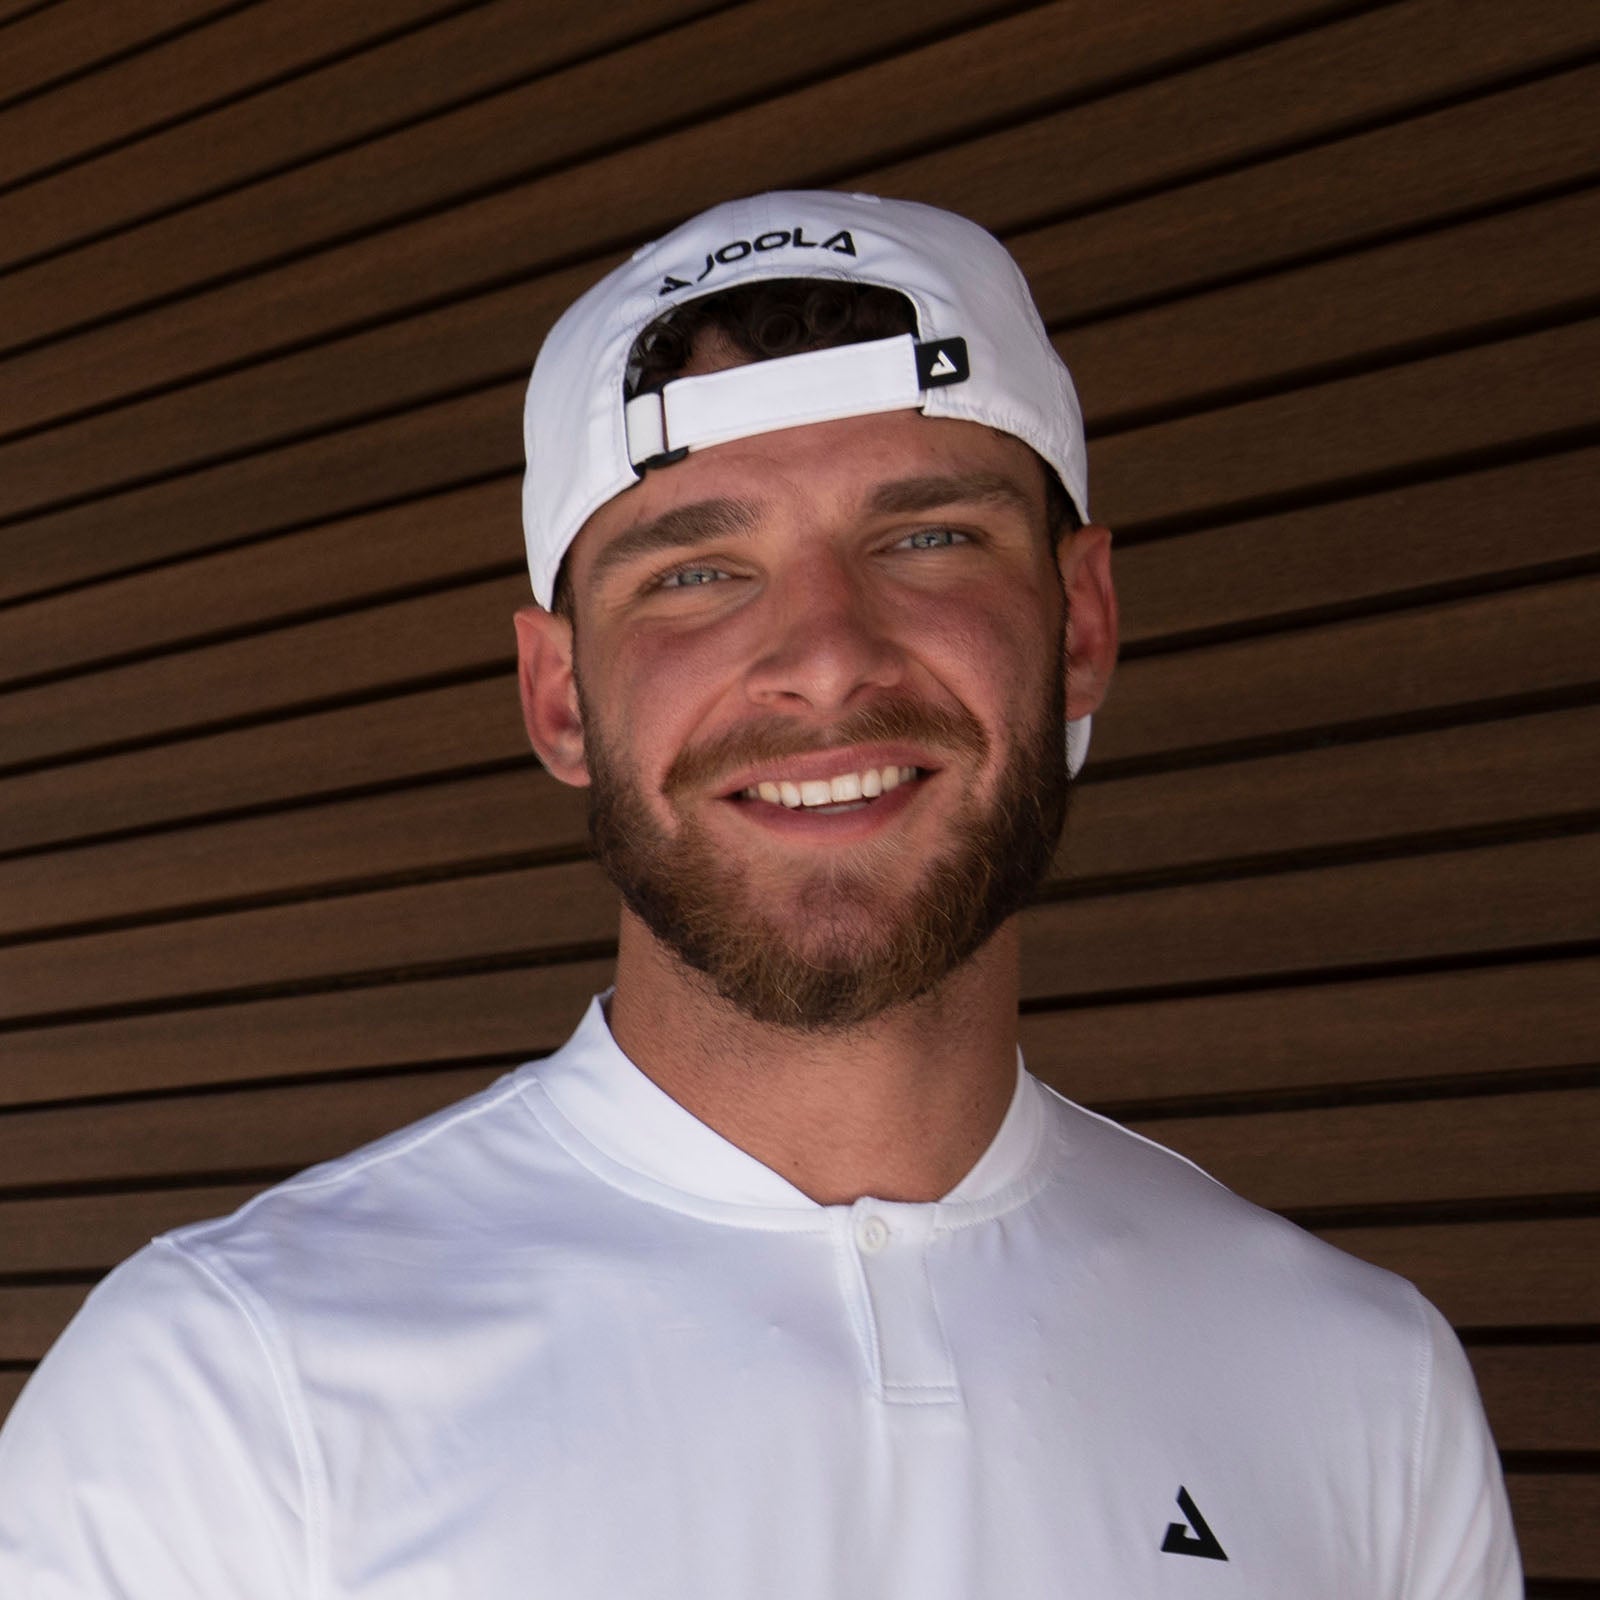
[580,678,1068,1033]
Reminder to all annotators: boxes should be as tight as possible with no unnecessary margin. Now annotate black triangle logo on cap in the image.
[1160,1487,1228,1561]
[915,337,969,388]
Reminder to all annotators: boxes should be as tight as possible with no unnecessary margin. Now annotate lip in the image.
[711,744,946,800]
[719,765,933,842]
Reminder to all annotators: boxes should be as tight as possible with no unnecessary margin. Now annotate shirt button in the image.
[857,1215,890,1254]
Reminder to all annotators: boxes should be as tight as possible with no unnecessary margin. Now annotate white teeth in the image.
[745,765,921,809]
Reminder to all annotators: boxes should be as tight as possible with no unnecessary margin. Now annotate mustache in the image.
[664,696,988,797]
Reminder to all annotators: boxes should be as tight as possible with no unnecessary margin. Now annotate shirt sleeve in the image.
[1403,1294,1522,1600]
[0,1236,310,1599]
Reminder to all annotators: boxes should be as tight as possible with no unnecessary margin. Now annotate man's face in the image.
[560,408,1073,1031]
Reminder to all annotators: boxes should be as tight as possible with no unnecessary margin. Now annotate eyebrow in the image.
[587,497,761,588]
[586,470,1037,590]
[865,471,1038,520]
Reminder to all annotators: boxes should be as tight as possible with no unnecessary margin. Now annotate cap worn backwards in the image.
[520,189,1095,773]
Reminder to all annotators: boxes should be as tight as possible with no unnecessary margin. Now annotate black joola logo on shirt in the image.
[658,227,858,295]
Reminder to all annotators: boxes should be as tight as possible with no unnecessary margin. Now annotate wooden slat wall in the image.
[1,0,1595,1583]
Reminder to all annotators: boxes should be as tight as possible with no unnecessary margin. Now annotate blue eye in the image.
[660,565,727,588]
[901,527,966,550]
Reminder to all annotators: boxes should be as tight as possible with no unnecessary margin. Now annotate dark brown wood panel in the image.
[0,675,530,856]
[0,0,721,204]
[1097,573,1600,763]
[1138,1087,1598,1211]
[5,700,1595,941]
[0,0,1018,272]
[1390,1217,1599,1332]
[6,431,1592,695]
[0,858,618,1023]
[1116,447,1600,647]
[8,174,1594,539]
[0,1285,90,1363]
[1012,64,1600,327]
[1470,1344,1600,1453]
[0,1372,24,1420]
[1511,1473,1600,1581]
[0,1065,512,1189]
[1094,318,1600,532]
[7,0,1587,396]
[0,960,613,1108]
[1022,954,1600,1105]
[6,832,1593,1107]
[7,570,1594,854]
[8,709,1600,1020]
[0,0,241,108]
[0,768,585,939]
[0,574,526,768]
[861,0,1600,234]
[1066,184,1600,428]
[0,1184,263,1272]
[2,380,520,606]
[0,478,518,686]
[0,1074,1588,1211]
[1021,832,1600,999]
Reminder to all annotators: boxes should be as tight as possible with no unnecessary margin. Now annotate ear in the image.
[1056,523,1118,720]
[513,606,591,787]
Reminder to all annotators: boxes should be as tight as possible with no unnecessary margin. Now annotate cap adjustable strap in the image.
[624,334,969,472]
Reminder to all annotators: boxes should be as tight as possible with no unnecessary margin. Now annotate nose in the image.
[742,556,907,715]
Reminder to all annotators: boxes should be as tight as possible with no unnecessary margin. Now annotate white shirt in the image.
[0,997,1520,1597]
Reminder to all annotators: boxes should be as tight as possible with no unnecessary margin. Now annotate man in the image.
[0,192,1518,1595]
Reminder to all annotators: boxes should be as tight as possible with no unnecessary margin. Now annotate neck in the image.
[606,911,1021,1204]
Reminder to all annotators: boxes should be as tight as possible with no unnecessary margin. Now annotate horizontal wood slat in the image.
[0,1184,265,1272]
[0,478,519,686]
[0,0,1018,273]
[1094,317,1600,532]
[9,0,1587,460]
[0,960,613,1107]
[1022,832,1600,998]
[1132,1087,1598,1211]
[1320,1216,1600,1328]
[1470,1344,1600,1453]
[2,379,522,606]
[6,565,1597,850]
[0,0,721,204]
[0,1284,90,1363]
[0,0,241,109]
[0,1072,1589,1223]
[0,675,531,855]
[1011,64,1600,331]
[1066,183,1600,429]
[1114,447,1600,646]
[1510,1473,1600,1581]
[4,698,1595,941]
[1022,954,1600,1106]
[0,573,526,768]
[1096,572,1600,763]
[6,832,1593,1107]
[5,431,1593,696]
[6,708,1599,1017]
[7,172,1594,547]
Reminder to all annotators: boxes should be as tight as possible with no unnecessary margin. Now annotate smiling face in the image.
[518,407,1114,1031]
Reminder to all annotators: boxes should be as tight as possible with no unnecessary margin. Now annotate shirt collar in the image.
[528,994,1044,1212]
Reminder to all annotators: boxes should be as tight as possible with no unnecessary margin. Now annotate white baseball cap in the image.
[521,189,1094,774]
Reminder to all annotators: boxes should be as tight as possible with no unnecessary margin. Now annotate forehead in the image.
[565,409,1048,588]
